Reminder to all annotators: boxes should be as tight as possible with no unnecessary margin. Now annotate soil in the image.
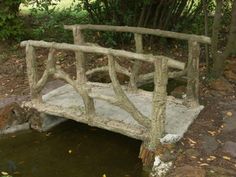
[0,43,236,177]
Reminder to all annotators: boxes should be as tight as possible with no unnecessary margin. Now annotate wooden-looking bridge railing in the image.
[20,25,211,166]
[64,24,211,107]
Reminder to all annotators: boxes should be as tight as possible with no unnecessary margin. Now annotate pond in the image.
[0,121,148,177]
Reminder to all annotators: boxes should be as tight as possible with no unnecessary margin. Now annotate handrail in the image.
[64,24,211,44]
[64,24,208,92]
[21,40,166,129]
[20,40,185,70]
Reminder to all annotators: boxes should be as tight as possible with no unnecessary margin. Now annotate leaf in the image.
[207,156,216,161]
[200,163,209,166]
[188,138,197,144]
[223,156,231,161]
[207,130,216,136]
[1,172,8,176]
[226,112,233,117]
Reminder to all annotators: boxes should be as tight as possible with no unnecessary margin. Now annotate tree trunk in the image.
[211,0,236,78]
[203,0,210,72]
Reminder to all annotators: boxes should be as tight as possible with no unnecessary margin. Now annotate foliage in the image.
[23,0,61,14]
[0,0,24,41]
[76,0,204,30]
[71,0,208,46]
[23,0,89,42]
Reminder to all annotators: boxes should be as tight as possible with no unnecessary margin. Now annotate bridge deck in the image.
[24,82,203,141]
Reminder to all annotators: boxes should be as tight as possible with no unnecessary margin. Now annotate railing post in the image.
[185,40,200,107]
[139,57,168,167]
[130,33,143,90]
[25,44,42,102]
[73,27,95,116]
[150,57,168,149]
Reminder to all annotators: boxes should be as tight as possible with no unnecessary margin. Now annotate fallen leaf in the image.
[200,163,209,166]
[188,138,197,144]
[226,112,233,117]
[1,172,8,175]
[217,139,223,145]
[207,156,216,161]
[207,131,216,136]
[223,156,231,161]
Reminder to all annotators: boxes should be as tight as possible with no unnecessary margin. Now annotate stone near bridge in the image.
[0,102,29,134]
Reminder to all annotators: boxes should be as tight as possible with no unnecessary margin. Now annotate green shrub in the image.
[22,0,90,42]
[0,0,24,41]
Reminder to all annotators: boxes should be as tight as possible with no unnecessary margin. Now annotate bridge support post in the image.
[130,33,143,90]
[139,57,168,167]
[185,40,200,107]
[73,28,95,118]
[25,44,42,102]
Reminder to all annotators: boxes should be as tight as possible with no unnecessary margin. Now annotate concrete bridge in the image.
[20,24,210,166]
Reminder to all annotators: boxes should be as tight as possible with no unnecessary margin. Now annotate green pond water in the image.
[0,121,148,177]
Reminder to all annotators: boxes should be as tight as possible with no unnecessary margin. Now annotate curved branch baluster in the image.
[35,48,56,92]
[108,54,151,128]
[73,28,95,120]
[86,61,131,77]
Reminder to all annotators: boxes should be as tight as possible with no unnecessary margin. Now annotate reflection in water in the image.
[0,121,148,177]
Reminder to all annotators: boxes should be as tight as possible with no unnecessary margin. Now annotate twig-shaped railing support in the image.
[65,25,204,89]
[139,58,168,166]
[130,33,143,90]
[150,58,168,149]
[25,44,41,102]
[73,28,95,117]
[64,24,209,107]
[108,54,151,128]
[36,48,56,91]
[24,41,95,123]
[185,40,200,107]
[86,61,131,77]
